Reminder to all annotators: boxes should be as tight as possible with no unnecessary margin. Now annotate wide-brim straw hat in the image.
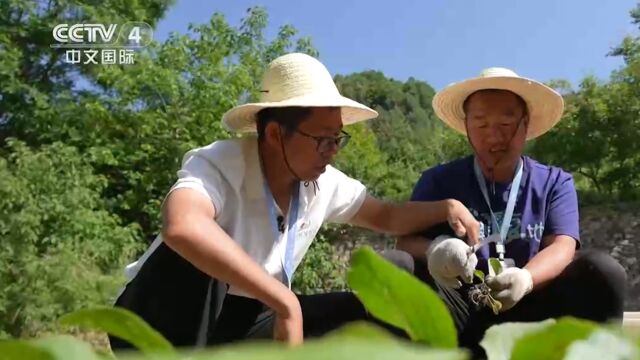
[222,53,378,133]
[432,67,564,140]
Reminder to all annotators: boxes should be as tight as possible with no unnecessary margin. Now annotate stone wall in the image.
[580,204,640,310]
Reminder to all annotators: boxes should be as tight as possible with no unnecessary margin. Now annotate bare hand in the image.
[445,199,481,245]
[273,296,303,346]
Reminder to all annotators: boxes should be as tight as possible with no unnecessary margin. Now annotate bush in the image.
[293,226,349,294]
[0,139,141,338]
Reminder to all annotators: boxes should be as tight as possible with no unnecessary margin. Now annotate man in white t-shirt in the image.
[110,53,480,350]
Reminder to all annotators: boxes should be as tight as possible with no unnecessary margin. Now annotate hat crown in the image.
[433,66,564,141]
[260,53,340,102]
[478,67,519,78]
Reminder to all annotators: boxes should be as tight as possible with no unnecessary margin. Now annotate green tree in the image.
[0,0,175,142]
[336,71,470,200]
[531,3,640,200]
[1,3,318,237]
[0,139,140,338]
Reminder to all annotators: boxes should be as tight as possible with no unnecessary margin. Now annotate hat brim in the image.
[222,94,378,133]
[432,76,564,140]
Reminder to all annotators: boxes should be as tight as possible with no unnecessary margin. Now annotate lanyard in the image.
[473,157,523,258]
[263,181,300,287]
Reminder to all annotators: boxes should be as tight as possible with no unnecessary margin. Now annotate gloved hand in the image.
[426,235,477,289]
[486,267,533,311]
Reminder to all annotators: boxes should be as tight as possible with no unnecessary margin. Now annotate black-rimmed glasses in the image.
[294,129,351,153]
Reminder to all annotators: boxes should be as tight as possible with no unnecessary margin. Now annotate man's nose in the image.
[486,125,506,145]
[323,141,340,157]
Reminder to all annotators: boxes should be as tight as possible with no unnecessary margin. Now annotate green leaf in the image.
[32,336,100,360]
[116,324,468,360]
[488,258,503,276]
[325,321,396,342]
[474,270,485,282]
[58,307,175,355]
[0,335,101,360]
[0,340,55,360]
[480,319,555,360]
[511,317,598,360]
[564,329,640,360]
[188,336,467,360]
[347,246,457,348]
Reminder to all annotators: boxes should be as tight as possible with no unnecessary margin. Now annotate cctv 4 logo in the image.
[52,23,145,45]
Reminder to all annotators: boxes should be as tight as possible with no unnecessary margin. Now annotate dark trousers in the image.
[109,242,369,350]
[399,249,627,359]
[207,291,368,345]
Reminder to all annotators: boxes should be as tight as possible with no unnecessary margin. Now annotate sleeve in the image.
[324,168,368,224]
[167,152,227,218]
[410,169,454,238]
[543,172,580,246]
[410,170,443,202]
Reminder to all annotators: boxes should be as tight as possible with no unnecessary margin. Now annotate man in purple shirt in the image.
[396,68,626,358]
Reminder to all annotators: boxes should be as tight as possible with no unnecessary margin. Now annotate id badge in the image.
[493,243,515,272]
[501,258,516,269]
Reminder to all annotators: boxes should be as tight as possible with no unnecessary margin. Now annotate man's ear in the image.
[523,115,530,130]
[264,122,282,146]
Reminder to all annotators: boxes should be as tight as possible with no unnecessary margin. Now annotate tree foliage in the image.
[0,139,140,338]
[531,2,640,201]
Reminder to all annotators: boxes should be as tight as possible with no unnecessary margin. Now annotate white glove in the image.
[486,267,533,311]
[426,235,477,289]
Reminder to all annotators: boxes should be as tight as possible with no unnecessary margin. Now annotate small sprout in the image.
[474,270,485,282]
[486,294,502,315]
[469,268,502,315]
[489,258,503,276]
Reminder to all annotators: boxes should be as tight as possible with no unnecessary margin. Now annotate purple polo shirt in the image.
[411,155,580,272]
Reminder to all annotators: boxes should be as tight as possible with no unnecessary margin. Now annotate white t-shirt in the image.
[124,137,367,298]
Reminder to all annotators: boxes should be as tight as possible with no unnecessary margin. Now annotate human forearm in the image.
[163,220,296,314]
[352,198,452,236]
[524,235,576,289]
[351,196,479,243]
[383,200,450,236]
[395,235,433,259]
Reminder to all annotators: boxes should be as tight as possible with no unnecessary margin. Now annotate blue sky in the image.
[154,1,638,90]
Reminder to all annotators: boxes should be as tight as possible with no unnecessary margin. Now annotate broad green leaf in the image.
[474,270,485,282]
[0,336,101,360]
[31,336,100,360]
[510,317,597,360]
[189,337,467,360]
[564,329,640,360]
[488,258,503,276]
[480,319,555,360]
[0,340,54,360]
[347,247,457,348]
[326,321,396,342]
[116,323,468,360]
[58,307,174,354]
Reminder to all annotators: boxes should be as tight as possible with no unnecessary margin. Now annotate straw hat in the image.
[222,53,378,132]
[432,67,564,140]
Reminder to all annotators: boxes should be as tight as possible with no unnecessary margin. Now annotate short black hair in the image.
[462,89,529,118]
[256,107,313,141]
